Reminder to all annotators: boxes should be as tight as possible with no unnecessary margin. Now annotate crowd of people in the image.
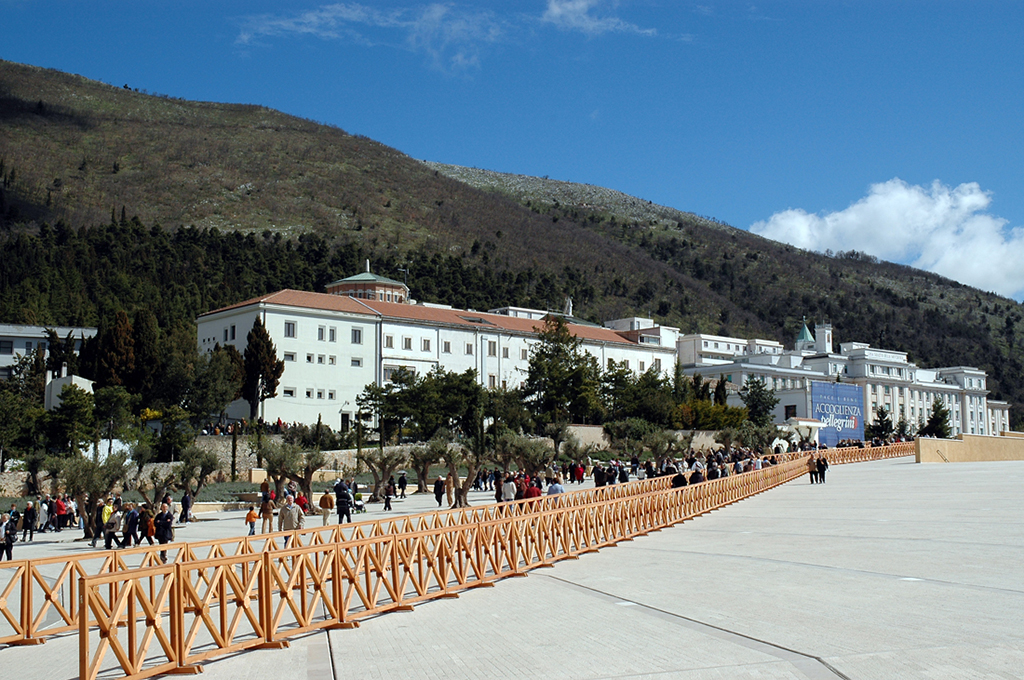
[0,489,195,562]
[0,440,844,561]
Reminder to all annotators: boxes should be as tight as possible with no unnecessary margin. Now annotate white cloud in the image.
[237,3,507,72]
[237,2,660,70]
[541,0,656,36]
[750,178,1024,300]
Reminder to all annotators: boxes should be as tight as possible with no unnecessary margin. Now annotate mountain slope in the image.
[1,59,1021,424]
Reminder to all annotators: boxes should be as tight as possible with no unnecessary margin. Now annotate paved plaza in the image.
[5,457,1023,679]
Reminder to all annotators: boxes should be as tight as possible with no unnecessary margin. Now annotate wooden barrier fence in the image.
[75,442,913,680]
[0,442,913,654]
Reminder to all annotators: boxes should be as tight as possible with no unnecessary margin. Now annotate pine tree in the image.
[739,376,779,427]
[867,406,895,440]
[242,318,284,420]
[919,398,952,438]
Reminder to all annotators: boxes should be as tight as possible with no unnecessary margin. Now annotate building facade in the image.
[0,324,97,380]
[197,284,678,430]
[678,322,1011,438]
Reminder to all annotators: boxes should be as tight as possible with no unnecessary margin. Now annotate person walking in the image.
[433,476,445,508]
[277,496,304,547]
[90,502,105,548]
[22,501,36,542]
[259,495,274,534]
[121,503,140,548]
[245,506,258,536]
[501,475,516,503]
[807,455,819,484]
[817,456,829,484]
[0,513,15,561]
[154,503,174,564]
[179,492,192,524]
[103,504,123,550]
[139,504,155,546]
[318,490,334,526]
[445,472,455,506]
[398,472,408,499]
[53,496,66,532]
[335,483,352,524]
[383,478,395,511]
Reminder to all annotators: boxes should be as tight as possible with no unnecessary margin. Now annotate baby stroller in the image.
[352,493,366,514]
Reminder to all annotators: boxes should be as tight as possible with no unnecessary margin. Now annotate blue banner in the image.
[810,381,865,447]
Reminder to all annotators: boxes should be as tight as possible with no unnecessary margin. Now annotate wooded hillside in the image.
[1,59,1021,426]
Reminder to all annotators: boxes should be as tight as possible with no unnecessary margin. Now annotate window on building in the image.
[328,391,336,400]
[653,358,661,372]
[489,375,497,389]
[25,342,32,352]
[319,327,326,341]
[285,321,296,338]
[318,355,325,364]
[403,337,413,350]
[306,354,314,363]
[503,347,509,359]
[785,405,797,419]
[639,361,645,372]
[329,356,336,365]
[442,341,451,354]
[521,348,528,361]
[352,328,363,345]
[283,388,295,398]
[422,338,431,352]
[284,352,296,362]
[351,358,362,367]
[329,327,336,342]
[384,335,393,349]
[466,343,474,355]
[623,360,630,369]
[317,390,324,399]
[305,389,313,399]
[230,325,236,341]
[224,329,229,342]
[487,341,497,357]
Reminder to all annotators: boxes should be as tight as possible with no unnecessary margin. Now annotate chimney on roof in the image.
[365,259,370,273]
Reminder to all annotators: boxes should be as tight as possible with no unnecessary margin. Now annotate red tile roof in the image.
[200,290,641,346]
[199,290,376,318]
[356,298,637,345]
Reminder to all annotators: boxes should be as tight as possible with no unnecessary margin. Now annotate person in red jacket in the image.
[54,496,66,532]
[523,479,543,510]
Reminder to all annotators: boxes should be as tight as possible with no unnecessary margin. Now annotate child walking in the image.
[245,505,258,536]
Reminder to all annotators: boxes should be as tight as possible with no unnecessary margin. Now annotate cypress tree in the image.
[242,317,284,420]
[714,374,728,406]
[131,309,161,401]
[96,310,135,388]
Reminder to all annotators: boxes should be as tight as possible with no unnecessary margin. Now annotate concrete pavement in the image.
[4,457,1022,679]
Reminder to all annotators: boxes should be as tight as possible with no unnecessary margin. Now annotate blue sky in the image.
[5,1,1024,298]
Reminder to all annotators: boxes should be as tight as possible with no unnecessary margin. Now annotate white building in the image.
[197,275,678,430]
[678,321,1011,438]
[0,323,97,380]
